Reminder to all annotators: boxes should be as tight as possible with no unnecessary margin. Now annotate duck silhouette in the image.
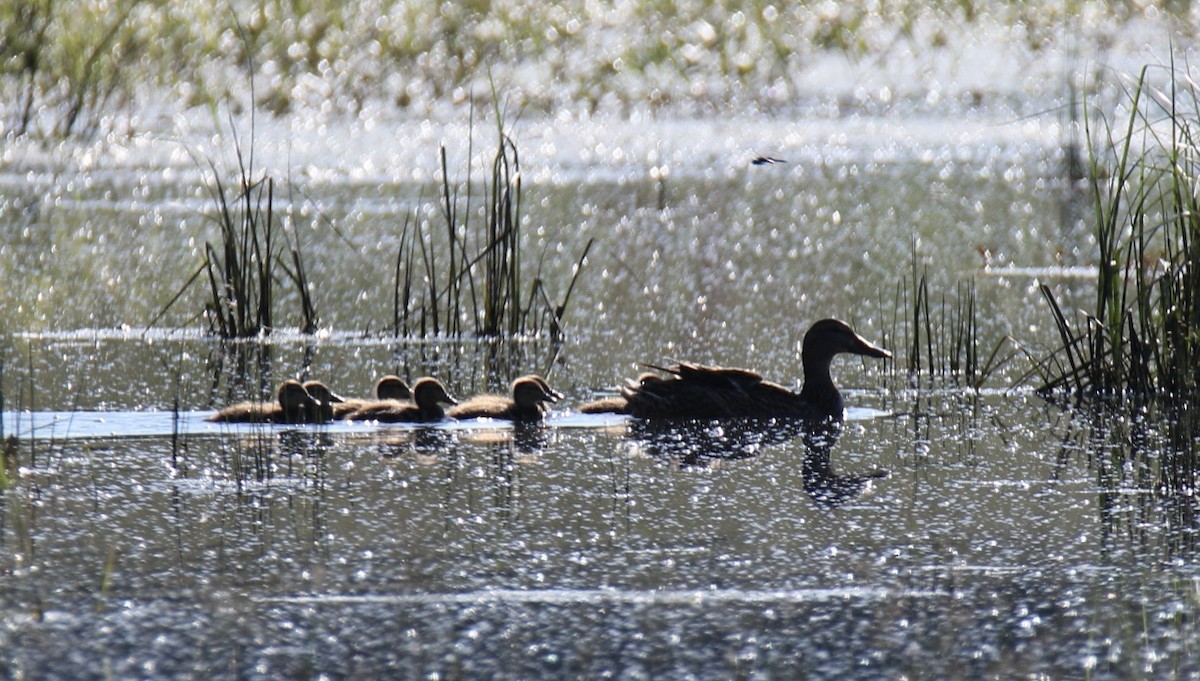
[580,319,890,419]
[209,379,321,424]
[448,375,564,421]
[345,377,457,423]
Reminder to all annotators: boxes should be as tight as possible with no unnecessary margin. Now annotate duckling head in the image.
[412,377,458,409]
[512,375,562,409]
[303,380,344,405]
[278,379,320,421]
[303,380,344,422]
[375,375,412,401]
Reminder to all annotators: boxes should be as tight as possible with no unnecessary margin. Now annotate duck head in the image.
[802,319,891,362]
[411,377,458,410]
[375,375,412,401]
[797,320,890,415]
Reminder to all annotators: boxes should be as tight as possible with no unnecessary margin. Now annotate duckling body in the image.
[579,319,890,419]
[448,375,563,421]
[209,379,321,424]
[579,373,662,415]
[332,375,412,419]
[346,377,456,422]
[578,396,630,414]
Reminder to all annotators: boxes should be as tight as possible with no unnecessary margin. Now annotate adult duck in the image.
[208,379,321,424]
[346,377,457,423]
[579,319,890,419]
[331,375,412,419]
[448,375,564,421]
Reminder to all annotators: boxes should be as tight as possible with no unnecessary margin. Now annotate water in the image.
[3,57,1200,679]
[3,391,1198,677]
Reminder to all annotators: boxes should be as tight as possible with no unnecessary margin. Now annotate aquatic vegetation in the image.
[1037,63,1200,398]
[0,436,13,491]
[1050,399,1200,559]
[891,240,1014,388]
[198,122,319,338]
[393,121,594,339]
[2,0,1191,137]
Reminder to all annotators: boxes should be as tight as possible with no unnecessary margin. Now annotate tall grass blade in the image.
[1037,61,1200,398]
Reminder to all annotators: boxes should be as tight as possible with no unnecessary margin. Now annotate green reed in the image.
[391,121,593,340]
[891,238,1012,387]
[1038,63,1200,398]
[199,119,318,339]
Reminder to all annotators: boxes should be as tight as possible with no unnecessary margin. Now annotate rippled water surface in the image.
[3,84,1200,676]
[4,390,1199,678]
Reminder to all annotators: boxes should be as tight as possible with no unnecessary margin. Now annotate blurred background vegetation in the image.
[3,0,1195,138]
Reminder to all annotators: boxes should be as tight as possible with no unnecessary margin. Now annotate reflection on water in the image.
[1,109,1197,676]
[3,392,1200,677]
[801,419,890,508]
[624,415,887,507]
[1046,399,1200,564]
[625,417,809,467]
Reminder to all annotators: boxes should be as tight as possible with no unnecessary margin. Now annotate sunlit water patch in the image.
[3,391,1199,677]
[2,32,1198,674]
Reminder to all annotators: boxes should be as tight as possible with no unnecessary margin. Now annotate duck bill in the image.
[853,334,892,359]
[328,391,346,404]
[545,389,564,403]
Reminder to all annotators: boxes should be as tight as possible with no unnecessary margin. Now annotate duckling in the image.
[208,379,320,424]
[448,375,564,421]
[374,375,413,400]
[331,375,412,419]
[301,380,344,423]
[346,377,457,422]
[579,319,890,419]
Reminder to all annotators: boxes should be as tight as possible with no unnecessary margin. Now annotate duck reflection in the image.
[372,426,458,461]
[625,416,886,507]
[512,421,552,455]
[799,419,889,508]
[460,421,551,458]
[625,417,807,468]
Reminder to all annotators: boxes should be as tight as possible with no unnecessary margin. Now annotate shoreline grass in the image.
[1035,62,1200,400]
[3,1,1189,139]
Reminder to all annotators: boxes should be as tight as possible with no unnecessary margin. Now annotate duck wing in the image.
[625,362,807,418]
[621,375,735,418]
[645,362,766,390]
